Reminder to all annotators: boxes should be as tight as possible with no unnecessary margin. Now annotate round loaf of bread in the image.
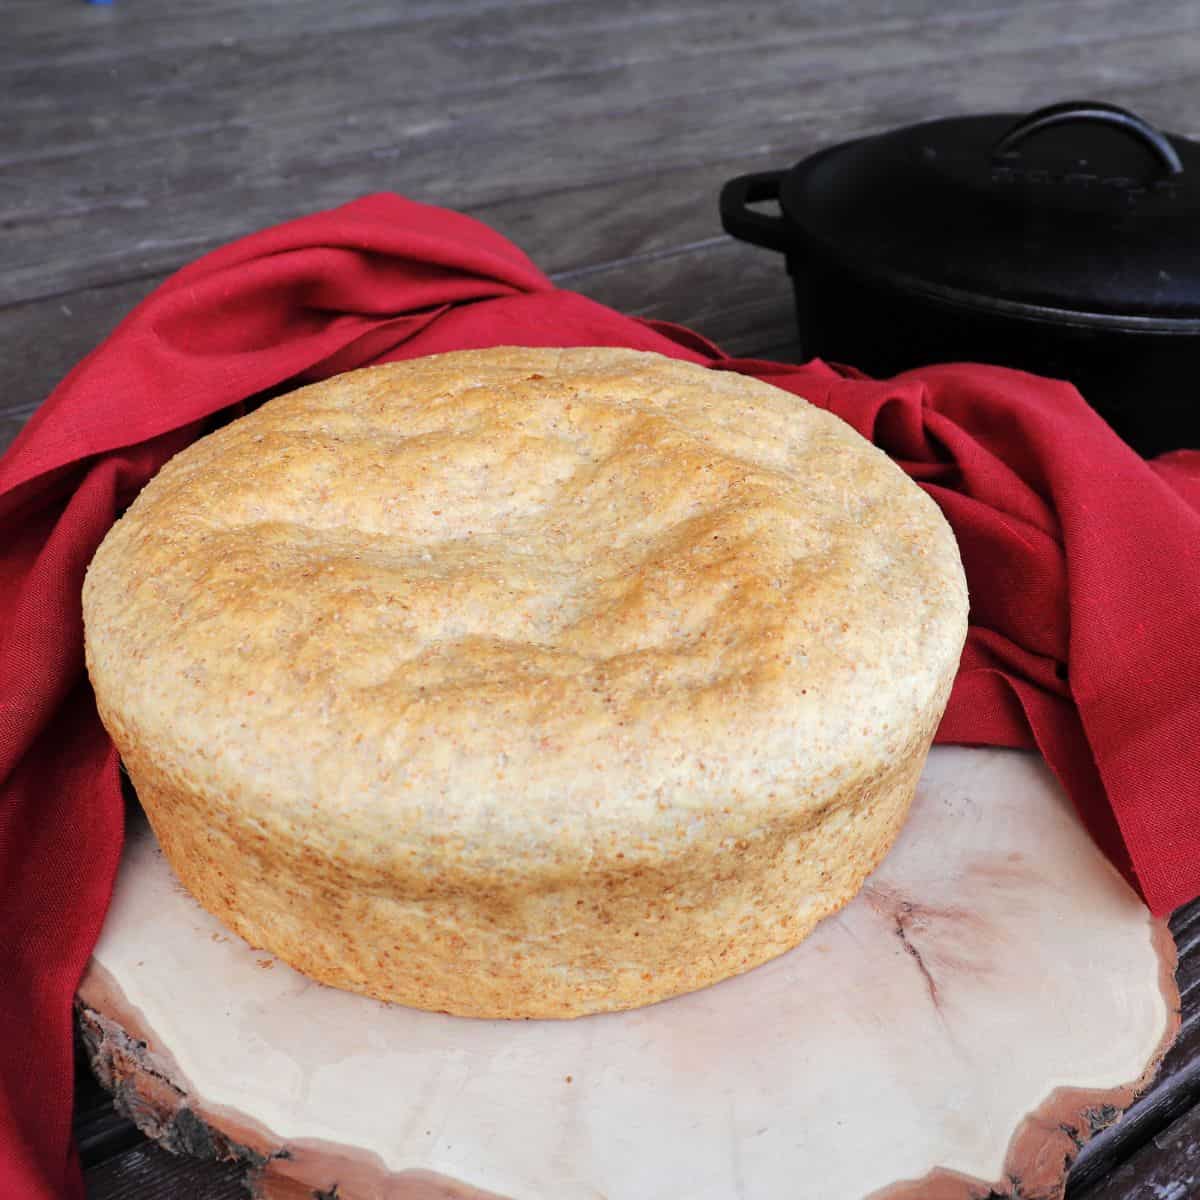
[83,347,967,1018]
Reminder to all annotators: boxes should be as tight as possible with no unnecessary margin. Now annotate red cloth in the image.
[2,192,1198,1198]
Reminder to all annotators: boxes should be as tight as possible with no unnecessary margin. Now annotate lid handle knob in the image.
[991,100,1183,177]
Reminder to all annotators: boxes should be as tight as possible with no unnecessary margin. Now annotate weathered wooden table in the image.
[4,1,1198,1196]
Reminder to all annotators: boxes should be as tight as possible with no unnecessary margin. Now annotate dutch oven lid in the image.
[726,101,1200,330]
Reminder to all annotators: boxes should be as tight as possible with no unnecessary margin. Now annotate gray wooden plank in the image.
[0,138,799,434]
[8,0,1199,172]
[0,276,161,436]
[4,26,1200,308]
[1072,1103,1200,1199]
[5,0,566,64]
[0,0,1070,72]
[1177,905,1200,984]
[83,1141,246,1200]
[0,216,789,446]
[0,413,30,460]
[572,237,798,353]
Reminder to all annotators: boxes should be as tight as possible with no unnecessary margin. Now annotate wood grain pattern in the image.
[4,1,1200,307]
[1,1,1195,1197]
[83,1142,247,1200]
[1073,1104,1200,1200]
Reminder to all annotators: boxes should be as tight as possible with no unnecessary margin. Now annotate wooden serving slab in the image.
[78,747,1179,1200]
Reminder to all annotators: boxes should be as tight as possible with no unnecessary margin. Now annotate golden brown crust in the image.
[83,347,967,1017]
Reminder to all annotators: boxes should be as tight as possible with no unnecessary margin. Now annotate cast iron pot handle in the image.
[721,170,790,251]
[991,100,1183,177]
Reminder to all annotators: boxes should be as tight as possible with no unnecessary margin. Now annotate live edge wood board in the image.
[77,747,1178,1200]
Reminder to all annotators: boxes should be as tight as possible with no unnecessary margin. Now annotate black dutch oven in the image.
[721,100,1200,457]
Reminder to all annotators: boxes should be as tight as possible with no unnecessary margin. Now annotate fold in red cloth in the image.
[2,193,1198,1199]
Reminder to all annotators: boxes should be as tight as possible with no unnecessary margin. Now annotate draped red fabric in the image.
[1,193,1197,1199]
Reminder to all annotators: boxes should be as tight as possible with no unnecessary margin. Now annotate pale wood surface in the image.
[2,1,1198,1197]
[76,749,1178,1200]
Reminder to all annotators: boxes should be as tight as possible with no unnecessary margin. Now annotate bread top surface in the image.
[83,348,967,879]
